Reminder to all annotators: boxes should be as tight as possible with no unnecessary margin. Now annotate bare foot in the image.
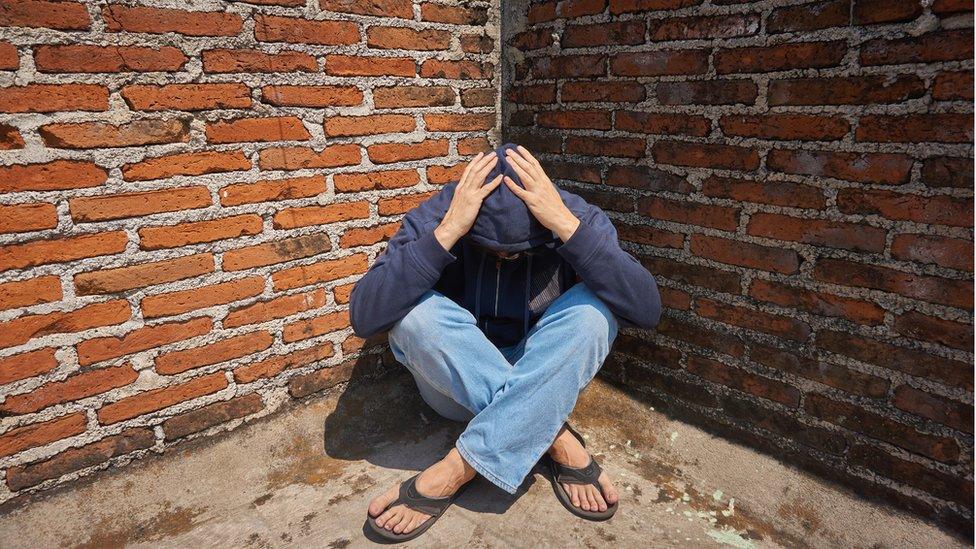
[547,426,619,512]
[367,447,476,535]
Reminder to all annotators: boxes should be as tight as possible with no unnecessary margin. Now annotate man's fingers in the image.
[505,154,536,188]
[460,151,494,188]
[479,174,503,197]
[516,144,545,172]
[470,156,498,189]
[458,151,484,188]
[504,175,529,200]
[507,147,544,181]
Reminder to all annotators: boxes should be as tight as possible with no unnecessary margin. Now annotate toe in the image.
[392,511,410,534]
[376,507,395,528]
[368,485,398,518]
[566,483,581,508]
[384,508,404,530]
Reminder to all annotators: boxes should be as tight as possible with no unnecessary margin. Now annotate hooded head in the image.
[463,142,559,254]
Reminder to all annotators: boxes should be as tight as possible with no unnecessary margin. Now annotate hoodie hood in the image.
[464,142,559,253]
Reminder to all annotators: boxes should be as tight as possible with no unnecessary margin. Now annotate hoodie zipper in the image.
[493,258,501,316]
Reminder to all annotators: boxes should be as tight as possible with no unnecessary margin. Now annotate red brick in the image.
[933,71,973,101]
[219,175,325,207]
[701,175,825,209]
[288,358,358,398]
[609,0,701,13]
[139,215,264,250]
[691,234,799,274]
[322,0,412,17]
[610,49,709,76]
[639,254,741,294]
[932,0,972,14]
[271,254,369,291]
[715,41,846,74]
[77,317,213,367]
[97,372,227,425]
[324,54,415,77]
[528,0,557,21]
[656,316,746,358]
[562,81,645,102]
[894,310,973,351]
[687,354,800,406]
[768,75,925,106]
[273,201,371,229]
[860,29,972,66]
[616,110,709,136]
[378,192,437,215]
[0,42,16,69]
[0,0,90,30]
[562,21,645,47]
[0,203,58,234]
[254,14,358,45]
[0,160,107,192]
[0,348,58,385]
[340,222,399,247]
[653,141,759,171]
[768,0,850,33]
[894,385,972,433]
[420,59,493,79]
[539,111,613,131]
[203,48,317,73]
[74,253,214,296]
[283,310,351,342]
[0,122,23,149]
[891,233,972,271]
[921,156,972,189]
[122,83,252,111]
[506,84,556,104]
[162,393,265,440]
[373,86,455,108]
[367,139,449,164]
[234,341,333,383]
[747,212,885,253]
[853,0,922,24]
[836,189,970,227]
[122,150,251,181]
[0,231,126,272]
[607,165,692,193]
[0,275,62,311]
[7,427,154,490]
[224,288,327,329]
[420,1,487,23]
[0,300,130,350]
[1,364,138,414]
[34,45,187,73]
[0,84,108,113]
[696,297,810,341]
[749,279,885,325]
[367,26,451,50]
[102,5,242,36]
[812,257,972,309]
[754,343,888,398]
[616,222,684,249]
[0,413,86,459]
[721,114,848,141]
[262,85,362,107]
[649,14,758,41]
[558,0,606,17]
[39,119,189,149]
[140,277,265,319]
[206,116,310,144]
[423,113,496,132]
[223,234,332,271]
[512,27,554,50]
[849,443,972,506]
[566,136,645,158]
[325,114,415,137]
[856,114,973,144]
[767,149,913,185]
[259,145,361,170]
[69,186,211,222]
[804,393,960,463]
[638,197,738,231]
[156,331,273,375]
[531,55,606,79]
[657,80,758,106]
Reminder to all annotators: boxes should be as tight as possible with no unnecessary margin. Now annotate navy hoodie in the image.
[349,142,662,348]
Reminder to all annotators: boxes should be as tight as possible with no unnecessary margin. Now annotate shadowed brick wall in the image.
[0,0,499,502]
[504,0,973,534]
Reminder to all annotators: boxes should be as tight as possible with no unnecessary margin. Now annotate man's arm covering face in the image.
[348,190,456,338]
[555,201,663,330]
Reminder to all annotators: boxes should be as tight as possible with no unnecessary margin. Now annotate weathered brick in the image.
[203,48,317,73]
[122,83,252,111]
[367,26,452,50]
[696,297,810,341]
[656,316,745,357]
[849,444,972,506]
[69,186,211,223]
[322,0,412,18]
[122,150,251,181]
[102,5,242,36]
[262,85,363,107]
[856,114,973,144]
[156,331,273,375]
[273,201,371,229]
[140,277,265,319]
[610,49,709,76]
[540,111,613,131]
[7,427,154,491]
[860,29,972,66]
[691,234,799,274]
[0,231,126,272]
[567,136,645,158]
[638,197,739,231]
[0,42,16,69]
[747,212,885,253]
[701,175,825,209]
[650,14,758,41]
[657,80,758,106]
[893,385,972,433]
[921,156,972,189]
[714,41,846,74]
[378,192,437,215]
[639,254,741,294]
[258,145,361,170]
[894,310,973,351]
[98,372,227,425]
[77,317,213,366]
[206,116,310,144]
[0,160,107,193]
[562,21,645,47]
[0,203,58,234]
[373,86,456,108]
[768,75,925,106]
[219,175,325,207]
[366,139,449,164]
[607,165,692,193]
[653,141,759,171]
[891,233,972,271]
[768,0,850,33]
[288,358,358,398]
[324,54,415,77]
[223,234,332,271]
[0,275,61,311]
[0,413,87,459]
[0,0,90,30]
[325,114,415,137]
[254,14,359,45]
[1,364,138,414]
[34,45,188,73]
[753,343,888,398]
[340,222,399,247]
[836,188,971,227]
[531,54,606,79]
[687,354,800,406]
[0,122,23,149]
[853,0,922,24]
[749,278,884,325]
[39,119,190,149]
[0,84,108,113]
[224,288,327,329]
[768,149,913,185]
[162,393,265,440]
[234,343,334,384]
[813,257,972,309]
[420,59,493,79]
[283,310,350,342]
[74,253,214,296]
[721,114,848,141]
[271,253,369,291]
[0,299,130,350]
[139,215,264,250]
[562,81,646,102]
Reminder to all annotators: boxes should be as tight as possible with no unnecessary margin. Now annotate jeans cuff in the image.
[455,438,519,495]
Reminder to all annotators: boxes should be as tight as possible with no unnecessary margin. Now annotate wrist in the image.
[553,211,580,242]
[434,221,463,251]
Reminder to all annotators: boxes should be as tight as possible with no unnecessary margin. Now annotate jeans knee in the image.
[565,287,619,348]
[389,289,439,345]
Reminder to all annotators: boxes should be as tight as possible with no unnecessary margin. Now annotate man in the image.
[349,142,662,541]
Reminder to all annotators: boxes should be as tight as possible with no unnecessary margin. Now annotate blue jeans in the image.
[387,281,619,494]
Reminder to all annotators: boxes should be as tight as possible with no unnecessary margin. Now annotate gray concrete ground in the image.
[0,370,968,548]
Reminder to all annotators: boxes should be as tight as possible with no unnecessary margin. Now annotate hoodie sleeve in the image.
[554,204,662,330]
[348,194,457,339]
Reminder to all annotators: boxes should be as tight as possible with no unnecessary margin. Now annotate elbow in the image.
[639,277,663,330]
[348,287,378,339]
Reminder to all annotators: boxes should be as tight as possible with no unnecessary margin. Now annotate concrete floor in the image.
[0,370,968,548]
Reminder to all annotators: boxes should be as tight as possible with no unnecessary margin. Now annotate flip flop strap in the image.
[553,456,603,489]
[395,474,455,517]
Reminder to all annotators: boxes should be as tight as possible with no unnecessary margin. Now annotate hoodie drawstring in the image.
[474,248,486,327]
[523,253,532,339]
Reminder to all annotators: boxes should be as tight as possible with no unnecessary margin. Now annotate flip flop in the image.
[547,423,618,521]
[365,472,468,543]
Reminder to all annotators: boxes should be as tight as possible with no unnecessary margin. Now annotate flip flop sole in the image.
[547,455,618,521]
[364,475,467,543]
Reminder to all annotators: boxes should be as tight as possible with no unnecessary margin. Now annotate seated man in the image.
[349,142,662,541]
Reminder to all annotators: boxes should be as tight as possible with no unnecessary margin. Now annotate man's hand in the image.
[503,145,580,243]
[434,151,504,251]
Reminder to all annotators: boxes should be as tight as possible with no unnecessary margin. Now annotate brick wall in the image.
[505,0,973,534]
[0,0,499,502]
